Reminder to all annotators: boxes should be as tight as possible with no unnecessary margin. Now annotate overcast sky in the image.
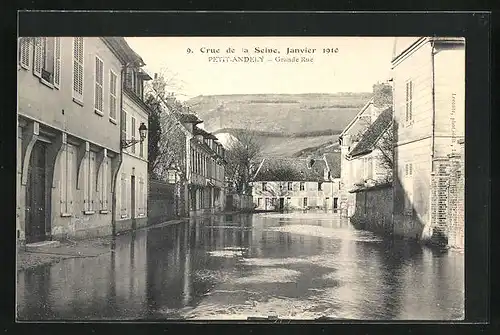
[125,37,395,101]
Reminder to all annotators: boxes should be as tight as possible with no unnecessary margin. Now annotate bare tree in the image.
[225,129,264,194]
[144,70,190,181]
[374,125,394,183]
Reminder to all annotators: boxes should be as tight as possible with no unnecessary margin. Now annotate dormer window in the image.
[125,67,144,100]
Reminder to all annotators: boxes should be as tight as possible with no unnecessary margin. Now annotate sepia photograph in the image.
[16,32,467,321]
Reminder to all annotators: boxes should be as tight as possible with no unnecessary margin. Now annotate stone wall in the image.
[147,179,176,226]
[350,183,393,235]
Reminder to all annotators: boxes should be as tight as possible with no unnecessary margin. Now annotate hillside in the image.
[187,93,371,135]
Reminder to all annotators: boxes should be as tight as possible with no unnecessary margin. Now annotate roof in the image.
[178,113,203,124]
[323,152,341,178]
[194,126,218,140]
[253,157,328,182]
[348,107,393,158]
[339,98,373,137]
[102,37,146,66]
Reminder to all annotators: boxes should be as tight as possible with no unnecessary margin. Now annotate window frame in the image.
[405,79,414,125]
[109,69,118,122]
[94,55,105,116]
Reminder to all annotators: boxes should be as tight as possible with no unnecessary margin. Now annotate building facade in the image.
[391,37,465,244]
[109,38,152,233]
[338,83,393,217]
[252,155,341,211]
[186,121,227,216]
[17,37,124,242]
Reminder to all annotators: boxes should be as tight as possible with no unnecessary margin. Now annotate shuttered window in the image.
[60,144,68,214]
[121,173,127,216]
[33,37,43,77]
[138,177,144,214]
[122,111,128,151]
[405,80,413,123]
[100,157,109,210]
[404,163,414,212]
[85,151,96,212]
[94,56,104,114]
[131,117,136,154]
[72,37,84,102]
[19,38,31,69]
[109,70,118,120]
[53,37,61,88]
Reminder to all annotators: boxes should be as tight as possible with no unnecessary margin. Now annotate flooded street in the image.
[17,213,464,321]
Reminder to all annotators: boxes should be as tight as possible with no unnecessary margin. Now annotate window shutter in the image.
[94,57,104,113]
[121,174,127,215]
[72,37,84,102]
[67,145,74,213]
[60,146,67,214]
[409,82,413,120]
[109,71,117,120]
[19,38,31,69]
[131,117,136,153]
[33,37,43,77]
[53,37,61,88]
[125,68,133,90]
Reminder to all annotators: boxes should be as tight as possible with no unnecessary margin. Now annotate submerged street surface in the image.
[17,213,464,321]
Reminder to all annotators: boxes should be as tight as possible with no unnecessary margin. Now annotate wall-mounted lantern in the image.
[122,122,148,148]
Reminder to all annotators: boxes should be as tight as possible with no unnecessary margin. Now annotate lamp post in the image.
[122,122,148,148]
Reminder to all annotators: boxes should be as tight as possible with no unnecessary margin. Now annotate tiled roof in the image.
[178,113,203,124]
[102,37,145,66]
[348,107,393,158]
[253,157,328,182]
[323,152,341,178]
[194,126,218,140]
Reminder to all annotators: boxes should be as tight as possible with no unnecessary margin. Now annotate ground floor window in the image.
[333,197,338,209]
[303,197,308,207]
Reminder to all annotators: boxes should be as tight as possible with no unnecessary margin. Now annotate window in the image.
[404,162,414,214]
[405,80,413,123]
[318,182,323,191]
[303,197,308,207]
[109,70,118,120]
[288,182,293,191]
[94,56,104,114]
[72,37,84,103]
[300,182,305,191]
[262,182,267,191]
[120,173,128,217]
[33,37,61,88]
[131,117,136,154]
[121,111,128,150]
[333,197,338,209]
[19,38,31,69]
[364,157,373,179]
[60,143,75,215]
[138,177,144,215]
[257,198,262,207]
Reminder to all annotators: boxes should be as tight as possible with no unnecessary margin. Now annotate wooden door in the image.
[25,142,47,243]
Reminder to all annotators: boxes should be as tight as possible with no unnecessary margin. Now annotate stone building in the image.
[17,37,125,242]
[104,38,152,233]
[391,37,465,245]
[338,82,393,217]
[251,154,341,211]
[184,119,227,216]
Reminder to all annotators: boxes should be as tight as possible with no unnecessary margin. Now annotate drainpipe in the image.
[111,62,129,235]
[430,39,437,172]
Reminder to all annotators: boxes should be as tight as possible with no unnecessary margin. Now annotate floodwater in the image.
[16,212,464,321]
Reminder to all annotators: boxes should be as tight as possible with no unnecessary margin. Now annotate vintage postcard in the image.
[17,34,465,321]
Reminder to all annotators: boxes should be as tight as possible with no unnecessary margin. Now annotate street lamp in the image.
[122,122,148,148]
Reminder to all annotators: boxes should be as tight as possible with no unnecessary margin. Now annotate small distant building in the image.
[251,153,341,211]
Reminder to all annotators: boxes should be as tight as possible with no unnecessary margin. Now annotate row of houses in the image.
[17,37,228,245]
[340,37,465,249]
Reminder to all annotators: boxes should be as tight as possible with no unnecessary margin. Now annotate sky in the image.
[125,37,395,101]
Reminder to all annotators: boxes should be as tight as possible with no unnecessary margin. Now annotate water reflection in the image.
[17,213,464,321]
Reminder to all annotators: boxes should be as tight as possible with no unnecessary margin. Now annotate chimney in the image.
[372,82,393,108]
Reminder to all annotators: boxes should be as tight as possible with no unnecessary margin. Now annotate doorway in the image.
[333,197,339,209]
[25,141,47,243]
[279,197,285,211]
[131,175,136,229]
